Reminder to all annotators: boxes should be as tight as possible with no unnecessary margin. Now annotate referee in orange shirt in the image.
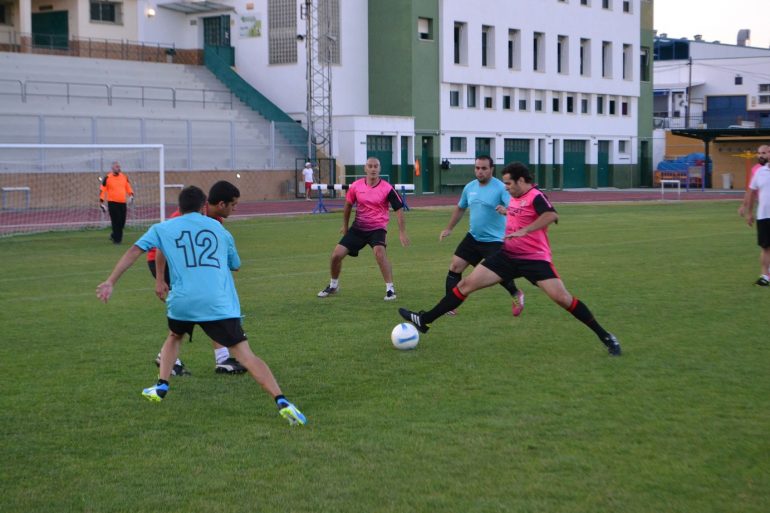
[99,161,134,244]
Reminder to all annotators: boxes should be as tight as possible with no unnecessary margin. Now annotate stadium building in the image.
[0,0,653,192]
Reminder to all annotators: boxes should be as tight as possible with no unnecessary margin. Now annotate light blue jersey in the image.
[135,212,241,321]
[458,177,510,242]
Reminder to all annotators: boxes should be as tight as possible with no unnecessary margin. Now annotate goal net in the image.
[0,144,166,237]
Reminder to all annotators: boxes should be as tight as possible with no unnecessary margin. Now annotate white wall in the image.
[334,115,414,170]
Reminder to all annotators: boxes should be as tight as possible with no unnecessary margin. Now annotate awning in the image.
[158,1,235,14]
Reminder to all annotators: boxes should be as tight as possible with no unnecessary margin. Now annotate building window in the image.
[449,89,460,107]
[735,75,743,85]
[0,4,7,24]
[418,17,433,40]
[622,44,632,80]
[557,35,569,74]
[581,97,589,113]
[609,99,616,115]
[619,140,628,153]
[481,25,495,67]
[602,41,612,78]
[467,85,477,108]
[533,32,545,71]
[758,96,770,104]
[621,98,629,115]
[503,95,511,109]
[454,22,467,65]
[580,38,591,77]
[484,95,494,109]
[581,0,589,5]
[552,96,560,113]
[268,0,298,64]
[508,29,521,70]
[450,137,467,152]
[597,95,605,114]
[567,95,574,113]
[90,0,122,24]
[623,0,631,12]
[640,47,650,81]
[534,90,544,112]
[602,0,611,9]
[759,84,770,92]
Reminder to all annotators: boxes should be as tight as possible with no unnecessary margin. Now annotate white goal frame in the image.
[0,143,167,236]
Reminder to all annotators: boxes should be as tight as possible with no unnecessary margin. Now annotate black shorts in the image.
[147,260,171,287]
[339,227,387,257]
[455,233,503,267]
[168,318,247,347]
[481,251,560,285]
[757,219,770,249]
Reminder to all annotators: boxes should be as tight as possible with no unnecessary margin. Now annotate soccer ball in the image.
[391,323,419,350]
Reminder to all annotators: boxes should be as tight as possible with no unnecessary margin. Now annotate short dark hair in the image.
[208,181,240,205]
[178,185,207,213]
[501,162,533,183]
[475,155,494,168]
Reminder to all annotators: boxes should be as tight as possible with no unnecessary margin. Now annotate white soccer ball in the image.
[391,323,419,350]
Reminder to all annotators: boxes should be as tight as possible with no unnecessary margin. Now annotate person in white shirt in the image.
[302,162,315,200]
[740,146,770,286]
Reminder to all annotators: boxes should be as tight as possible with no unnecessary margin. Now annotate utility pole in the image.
[686,56,692,127]
[303,0,333,162]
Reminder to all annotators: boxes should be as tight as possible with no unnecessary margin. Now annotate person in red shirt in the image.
[399,162,621,356]
[147,181,247,375]
[99,161,134,244]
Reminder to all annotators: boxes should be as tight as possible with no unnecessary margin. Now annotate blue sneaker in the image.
[142,382,169,402]
[277,399,307,426]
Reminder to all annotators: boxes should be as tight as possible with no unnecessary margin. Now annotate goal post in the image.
[0,144,166,237]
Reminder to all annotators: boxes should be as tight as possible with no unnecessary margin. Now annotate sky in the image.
[654,0,770,49]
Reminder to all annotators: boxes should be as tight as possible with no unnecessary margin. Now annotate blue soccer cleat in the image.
[277,399,307,426]
[142,382,169,402]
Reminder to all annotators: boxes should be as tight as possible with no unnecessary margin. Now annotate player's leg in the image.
[537,277,621,356]
[143,329,186,401]
[318,244,349,297]
[755,220,770,285]
[148,260,189,376]
[107,201,120,242]
[399,263,503,332]
[227,340,307,426]
[372,240,397,300]
[115,202,127,243]
[479,240,524,317]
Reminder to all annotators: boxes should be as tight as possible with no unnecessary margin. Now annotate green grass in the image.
[1,201,768,513]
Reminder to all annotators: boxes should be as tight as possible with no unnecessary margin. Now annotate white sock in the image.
[330,278,339,288]
[214,347,230,364]
[386,282,394,292]
[762,274,770,281]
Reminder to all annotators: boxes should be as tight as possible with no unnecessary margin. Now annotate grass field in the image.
[1,200,768,513]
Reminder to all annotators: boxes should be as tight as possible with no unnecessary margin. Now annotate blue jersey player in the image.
[96,185,305,425]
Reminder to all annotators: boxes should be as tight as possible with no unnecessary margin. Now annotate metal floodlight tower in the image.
[303,0,334,160]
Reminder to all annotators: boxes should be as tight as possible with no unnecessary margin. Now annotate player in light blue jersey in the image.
[96,186,306,425]
[439,156,524,316]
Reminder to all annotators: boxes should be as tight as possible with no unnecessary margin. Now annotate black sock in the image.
[274,394,287,407]
[565,298,610,340]
[445,271,462,295]
[499,279,519,296]
[423,287,467,324]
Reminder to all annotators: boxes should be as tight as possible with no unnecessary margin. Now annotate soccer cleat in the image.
[511,289,525,317]
[446,309,457,316]
[755,277,769,286]
[215,357,247,375]
[398,308,430,334]
[154,354,191,376]
[277,399,307,426]
[603,334,622,356]
[317,285,338,298]
[142,382,169,402]
[384,289,397,301]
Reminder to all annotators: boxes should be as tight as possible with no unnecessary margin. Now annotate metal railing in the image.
[0,78,233,109]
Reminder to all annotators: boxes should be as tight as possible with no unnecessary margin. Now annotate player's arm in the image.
[506,211,559,238]
[440,206,466,241]
[738,189,752,217]
[395,207,410,247]
[154,250,169,301]
[744,189,758,226]
[341,201,353,235]
[96,245,145,302]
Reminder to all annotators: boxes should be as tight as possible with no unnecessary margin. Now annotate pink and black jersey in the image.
[502,187,556,262]
[346,178,404,231]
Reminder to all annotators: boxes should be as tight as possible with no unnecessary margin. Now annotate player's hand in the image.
[340,226,348,235]
[155,281,169,301]
[747,214,755,227]
[400,232,411,247]
[128,196,135,205]
[738,205,745,217]
[496,205,507,215]
[99,203,107,213]
[439,228,452,241]
[96,281,113,302]
[504,229,527,239]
